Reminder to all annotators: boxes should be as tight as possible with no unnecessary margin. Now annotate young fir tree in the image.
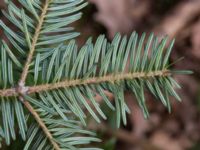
[0,0,192,149]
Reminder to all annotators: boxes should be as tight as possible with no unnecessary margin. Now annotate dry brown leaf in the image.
[89,0,150,37]
[151,131,183,150]
[0,0,6,8]
[191,20,200,59]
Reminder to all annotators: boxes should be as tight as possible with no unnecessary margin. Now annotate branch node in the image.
[17,82,29,96]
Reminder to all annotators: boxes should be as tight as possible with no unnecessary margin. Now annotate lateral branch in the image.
[0,69,171,150]
[18,0,50,86]
[16,0,61,149]
[0,70,171,97]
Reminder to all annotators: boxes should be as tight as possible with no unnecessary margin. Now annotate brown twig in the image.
[93,90,114,104]
[152,0,200,76]
[153,0,200,39]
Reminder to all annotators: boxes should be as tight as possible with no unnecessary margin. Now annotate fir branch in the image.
[23,100,60,150]
[0,69,170,96]
[0,0,192,149]
[28,70,171,94]
[0,0,90,149]
[17,1,62,149]
[19,0,51,86]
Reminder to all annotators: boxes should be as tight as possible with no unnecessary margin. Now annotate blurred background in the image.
[1,0,200,150]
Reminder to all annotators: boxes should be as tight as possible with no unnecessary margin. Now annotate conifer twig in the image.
[19,0,50,86]
[17,1,61,149]
[28,70,170,94]
[0,70,171,97]
[23,100,60,150]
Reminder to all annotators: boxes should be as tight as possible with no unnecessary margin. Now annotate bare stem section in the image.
[28,70,170,94]
[19,0,50,86]
[0,88,17,97]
